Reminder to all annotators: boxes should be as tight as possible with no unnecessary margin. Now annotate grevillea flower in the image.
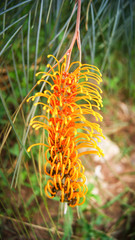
[27,55,104,207]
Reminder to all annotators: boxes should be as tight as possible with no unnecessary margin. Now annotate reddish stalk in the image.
[65,0,81,70]
[46,0,81,72]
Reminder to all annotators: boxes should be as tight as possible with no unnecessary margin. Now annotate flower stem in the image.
[65,0,82,70]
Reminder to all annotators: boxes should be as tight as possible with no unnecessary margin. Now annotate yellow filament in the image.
[27,143,49,152]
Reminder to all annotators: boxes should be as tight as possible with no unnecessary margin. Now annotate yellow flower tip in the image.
[47,55,51,58]
[27,146,31,152]
[61,136,64,141]
[97,152,101,157]
[100,150,104,157]
[29,121,32,126]
[80,109,83,114]
[74,129,77,135]
[64,118,67,125]
[47,64,50,68]
[68,116,72,121]
[79,62,82,67]
[67,88,71,93]
[37,80,41,85]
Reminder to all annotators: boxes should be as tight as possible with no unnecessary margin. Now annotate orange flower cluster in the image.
[27,55,104,207]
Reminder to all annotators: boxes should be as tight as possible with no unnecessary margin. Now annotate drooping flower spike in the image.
[27,55,104,207]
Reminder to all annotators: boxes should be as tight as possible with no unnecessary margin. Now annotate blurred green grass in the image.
[0,0,135,239]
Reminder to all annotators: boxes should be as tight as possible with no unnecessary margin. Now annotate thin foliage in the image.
[0,0,135,239]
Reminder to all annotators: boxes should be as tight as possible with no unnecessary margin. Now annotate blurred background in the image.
[0,0,135,239]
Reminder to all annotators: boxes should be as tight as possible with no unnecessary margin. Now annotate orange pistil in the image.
[27,55,104,207]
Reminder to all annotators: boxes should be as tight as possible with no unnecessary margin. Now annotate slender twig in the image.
[52,0,82,70]
[0,214,80,239]
[65,0,82,69]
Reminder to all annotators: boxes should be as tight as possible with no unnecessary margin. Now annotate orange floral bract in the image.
[27,55,104,207]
